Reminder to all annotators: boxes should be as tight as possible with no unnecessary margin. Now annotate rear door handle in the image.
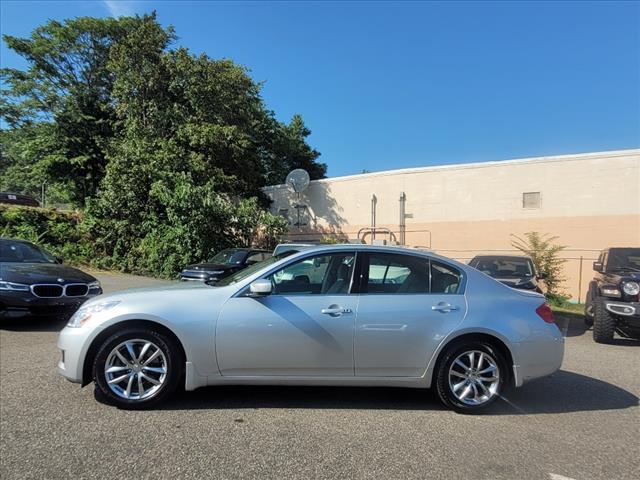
[431,302,460,313]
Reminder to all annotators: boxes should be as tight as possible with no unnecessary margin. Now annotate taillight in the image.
[536,303,554,323]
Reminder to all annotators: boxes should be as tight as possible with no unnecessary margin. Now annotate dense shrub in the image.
[0,203,287,278]
[0,205,95,264]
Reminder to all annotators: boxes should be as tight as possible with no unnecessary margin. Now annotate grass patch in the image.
[551,302,585,316]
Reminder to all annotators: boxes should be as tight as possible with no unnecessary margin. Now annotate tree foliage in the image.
[1,13,321,275]
[511,231,567,295]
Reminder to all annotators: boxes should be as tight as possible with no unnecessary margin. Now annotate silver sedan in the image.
[57,245,564,413]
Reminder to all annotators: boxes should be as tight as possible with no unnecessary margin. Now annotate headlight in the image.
[0,280,30,292]
[67,301,120,328]
[88,280,101,291]
[623,282,640,296]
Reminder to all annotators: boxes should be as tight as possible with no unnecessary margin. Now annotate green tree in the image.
[511,231,567,296]
[3,13,320,276]
[1,14,170,205]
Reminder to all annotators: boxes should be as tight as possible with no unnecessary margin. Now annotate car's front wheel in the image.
[93,328,182,409]
[593,299,615,344]
[435,342,507,414]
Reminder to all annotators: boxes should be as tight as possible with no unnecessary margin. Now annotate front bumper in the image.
[180,270,212,282]
[57,325,99,383]
[0,289,101,319]
[605,301,640,324]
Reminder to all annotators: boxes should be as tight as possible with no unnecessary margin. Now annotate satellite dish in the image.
[286,169,310,193]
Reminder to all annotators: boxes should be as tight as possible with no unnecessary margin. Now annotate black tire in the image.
[584,311,594,328]
[93,327,182,409]
[584,297,594,328]
[435,341,507,414]
[593,299,616,344]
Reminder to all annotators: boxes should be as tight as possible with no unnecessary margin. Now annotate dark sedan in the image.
[180,248,272,283]
[468,254,546,294]
[0,238,102,319]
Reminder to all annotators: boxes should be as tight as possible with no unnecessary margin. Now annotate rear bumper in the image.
[512,328,565,387]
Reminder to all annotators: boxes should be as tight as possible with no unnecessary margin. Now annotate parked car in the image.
[0,192,40,207]
[180,248,272,283]
[57,245,563,413]
[1,238,102,319]
[584,247,640,343]
[272,242,317,257]
[468,255,546,294]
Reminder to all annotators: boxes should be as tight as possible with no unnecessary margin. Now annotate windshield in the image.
[215,255,282,287]
[207,249,247,265]
[470,256,534,278]
[607,248,640,272]
[0,239,57,264]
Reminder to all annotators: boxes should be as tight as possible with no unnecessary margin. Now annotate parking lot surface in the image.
[1,271,639,480]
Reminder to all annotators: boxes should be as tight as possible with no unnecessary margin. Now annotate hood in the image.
[184,263,235,271]
[0,262,97,284]
[83,280,232,310]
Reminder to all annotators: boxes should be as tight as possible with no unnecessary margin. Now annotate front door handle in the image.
[431,302,460,313]
[321,306,352,316]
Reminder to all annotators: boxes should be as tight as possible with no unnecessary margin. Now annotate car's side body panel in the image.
[57,245,564,399]
[354,294,467,377]
[216,294,359,376]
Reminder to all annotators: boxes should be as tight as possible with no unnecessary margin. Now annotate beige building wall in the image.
[264,149,640,300]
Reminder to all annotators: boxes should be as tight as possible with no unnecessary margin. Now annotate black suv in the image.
[585,247,640,343]
[180,248,272,283]
[468,255,546,294]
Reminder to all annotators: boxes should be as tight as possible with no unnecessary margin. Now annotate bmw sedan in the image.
[57,245,564,413]
[1,238,102,319]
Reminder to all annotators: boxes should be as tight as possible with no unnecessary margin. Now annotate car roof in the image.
[0,237,36,245]
[275,242,318,247]
[283,243,459,264]
[471,255,532,261]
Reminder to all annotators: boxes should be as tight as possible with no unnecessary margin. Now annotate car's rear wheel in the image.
[435,342,506,414]
[93,328,181,409]
[593,299,615,344]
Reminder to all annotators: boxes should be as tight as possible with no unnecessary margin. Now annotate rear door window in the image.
[362,253,430,294]
[430,261,462,294]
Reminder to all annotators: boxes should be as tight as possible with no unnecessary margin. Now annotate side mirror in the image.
[56,256,64,264]
[249,279,272,296]
[593,261,604,273]
[537,272,548,280]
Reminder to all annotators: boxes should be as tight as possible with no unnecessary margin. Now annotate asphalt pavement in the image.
[1,271,639,480]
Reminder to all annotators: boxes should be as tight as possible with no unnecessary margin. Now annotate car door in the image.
[354,252,467,377]
[216,251,358,376]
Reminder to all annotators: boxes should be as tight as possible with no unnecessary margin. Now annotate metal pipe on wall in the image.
[371,194,377,241]
[399,192,406,245]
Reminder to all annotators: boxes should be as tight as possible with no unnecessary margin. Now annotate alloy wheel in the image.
[448,350,500,406]
[104,339,168,401]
